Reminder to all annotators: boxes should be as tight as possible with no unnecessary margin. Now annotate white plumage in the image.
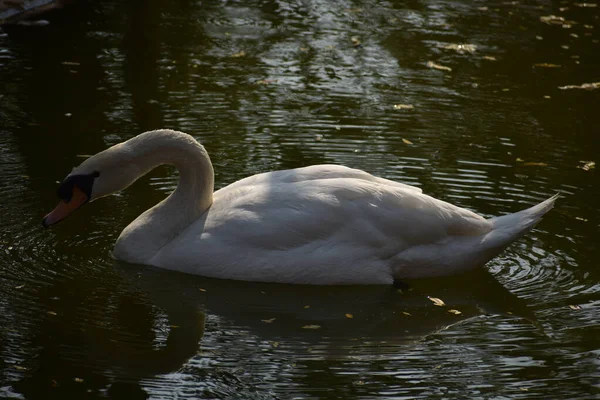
[44,130,557,285]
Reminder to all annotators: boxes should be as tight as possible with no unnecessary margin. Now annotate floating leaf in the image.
[271,341,280,347]
[402,138,413,145]
[231,50,246,58]
[351,37,362,47]
[401,311,412,316]
[73,377,84,383]
[523,162,548,167]
[483,55,497,61]
[302,324,321,329]
[559,82,600,90]
[569,304,582,310]
[427,61,452,72]
[393,104,414,110]
[448,309,462,315]
[170,324,180,329]
[303,305,310,309]
[540,15,575,26]
[13,365,27,371]
[15,285,25,289]
[345,313,354,319]
[314,134,324,141]
[255,79,277,85]
[428,296,446,306]
[578,161,595,171]
[261,318,276,323]
[198,288,207,292]
[47,311,57,316]
[440,43,477,54]
[533,63,561,68]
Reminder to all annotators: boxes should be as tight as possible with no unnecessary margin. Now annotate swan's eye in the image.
[57,172,100,202]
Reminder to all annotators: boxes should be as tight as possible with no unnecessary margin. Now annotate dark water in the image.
[1,0,599,398]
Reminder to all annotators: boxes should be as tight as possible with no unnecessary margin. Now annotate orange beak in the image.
[42,186,89,227]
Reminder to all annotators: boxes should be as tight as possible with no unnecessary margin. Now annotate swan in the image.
[42,129,557,285]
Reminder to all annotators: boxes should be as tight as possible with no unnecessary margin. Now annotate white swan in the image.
[43,129,557,285]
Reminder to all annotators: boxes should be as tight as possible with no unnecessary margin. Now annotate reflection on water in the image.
[1,0,599,398]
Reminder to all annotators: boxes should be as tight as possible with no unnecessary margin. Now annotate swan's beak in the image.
[42,186,89,227]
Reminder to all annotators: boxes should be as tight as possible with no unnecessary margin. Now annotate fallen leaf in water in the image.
[516,158,524,162]
[539,15,575,25]
[393,104,414,110]
[15,285,25,289]
[428,296,446,306]
[345,313,354,319]
[231,50,246,58]
[47,311,57,316]
[569,305,582,310]
[533,63,561,68]
[427,61,452,72]
[523,162,548,166]
[584,24,594,29]
[440,43,477,54]
[448,309,462,315]
[477,6,488,11]
[575,217,588,221]
[198,288,206,292]
[304,305,310,309]
[170,324,180,328]
[559,7,570,11]
[314,134,323,141]
[402,138,413,145]
[402,311,412,316]
[351,37,361,47]
[261,318,276,323]
[255,79,277,85]
[559,82,600,90]
[578,161,595,171]
[302,325,321,329]
[14,365,27,371]
[271,341,280,347]
[543,95,551,99]
[73,377,84,383]
[483,55,497,61]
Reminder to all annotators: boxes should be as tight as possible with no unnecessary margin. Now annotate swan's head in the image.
[42,143,140,227]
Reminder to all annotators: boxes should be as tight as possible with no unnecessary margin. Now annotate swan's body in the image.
[43,130,557,285]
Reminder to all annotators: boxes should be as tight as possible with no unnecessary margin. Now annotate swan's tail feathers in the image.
[485,193,559,250]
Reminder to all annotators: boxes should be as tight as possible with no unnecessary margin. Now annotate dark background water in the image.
[1,0,599,398]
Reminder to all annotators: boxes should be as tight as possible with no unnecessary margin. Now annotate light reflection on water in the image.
[1,0,599,398]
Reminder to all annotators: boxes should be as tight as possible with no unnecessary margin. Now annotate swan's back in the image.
[152,165,498,284]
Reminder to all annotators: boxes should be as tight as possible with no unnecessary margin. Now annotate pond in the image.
[1,0,599,398]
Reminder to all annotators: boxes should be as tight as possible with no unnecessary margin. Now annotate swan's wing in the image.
[207,176,490,253]
[218,165,422,194]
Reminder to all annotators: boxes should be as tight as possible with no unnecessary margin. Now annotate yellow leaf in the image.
[302,324,321,329]
[47,311,57,316]
[448,309,462,315]
[231,50,246,58]
[523,162,548,167]
[393,104,414,110]
[578,161,595,171]
[516,158,524,162]
[401,311,412,316]
[271,341,280,347]
[345,313,354,319]
[304,305,310,309]
[533,63,561,68]
[351,37,361,47]
[74,377,84,383]
[559,82,600,90]
[428,296,446,306]
[569,305,582,310]
[198,288,207,292]
[402,138,413,145]
[427,61,452,72]
[261,318,276,323]
[483,55,497,61]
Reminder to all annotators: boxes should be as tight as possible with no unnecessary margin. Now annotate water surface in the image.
[1,0,599,398]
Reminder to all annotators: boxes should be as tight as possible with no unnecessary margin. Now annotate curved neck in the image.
[113,130,214,263]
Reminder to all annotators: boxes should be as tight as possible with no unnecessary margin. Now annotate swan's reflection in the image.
[116,262,536,353]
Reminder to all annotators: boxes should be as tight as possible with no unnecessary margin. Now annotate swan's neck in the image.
[113,130,214,264]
